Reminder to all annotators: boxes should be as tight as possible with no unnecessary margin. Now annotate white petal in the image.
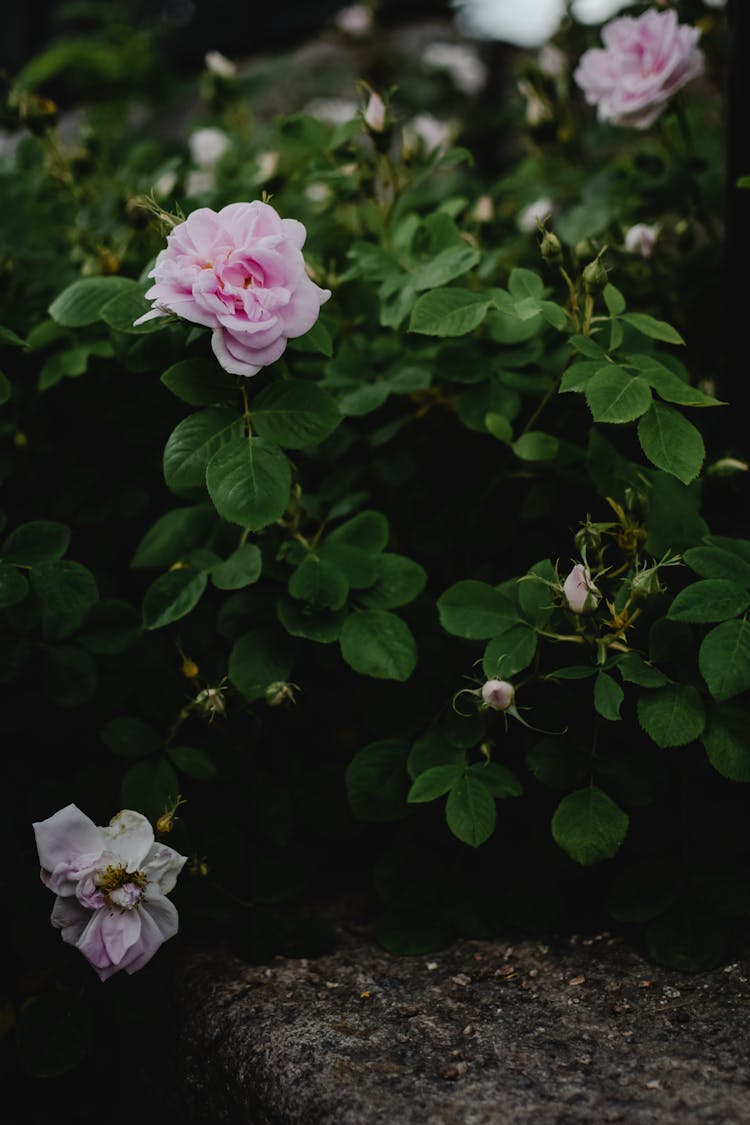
[142,843,187,895]
[33,804,103,874]
[102,810,154,871]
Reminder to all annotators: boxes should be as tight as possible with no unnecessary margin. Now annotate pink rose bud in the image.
[573,9,704,129]
[481,679,515,711]
[133,201,331,377]
[538,44,567,80]
[204,50,236,79]
[563,563,602,615]
[364,90,386,133]
[624,223,659,258]
[335,4,373,37]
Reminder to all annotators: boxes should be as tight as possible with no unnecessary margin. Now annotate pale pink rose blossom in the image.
[189,127,230,170]
[517,197,554,233]
[204,50,236,79]
[538,44,567,79]
[364,90,386,132]
[563,563,602,615]
[33,804,186,981]
[134,201,331,377]
[624,222,659,258]
[574,9,704,129]
[335,4,373,36]
[481,679,515,711]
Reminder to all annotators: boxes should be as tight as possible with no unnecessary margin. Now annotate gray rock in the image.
[171,927,750,1124]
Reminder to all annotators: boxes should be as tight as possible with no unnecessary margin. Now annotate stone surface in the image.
[172,925,750,1124]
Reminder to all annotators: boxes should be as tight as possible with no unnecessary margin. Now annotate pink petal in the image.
[33,804,102,877]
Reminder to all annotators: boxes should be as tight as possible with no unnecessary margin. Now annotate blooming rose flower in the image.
[33,804,186,981]
[481,679,515,711]
[624,222,659,258]
[189,127,230,170]
[574,9,704,129]
[134,201,331,377]
[563,563,602,615]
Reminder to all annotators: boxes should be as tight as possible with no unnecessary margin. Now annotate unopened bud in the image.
[574,521,601,557]
[539,228,563,266]
[582,252,608,294]
[481,679,515,712]
[364,90,386,133]
[562,564,601,615]
[630,566,664,601]
[265,681,298,707]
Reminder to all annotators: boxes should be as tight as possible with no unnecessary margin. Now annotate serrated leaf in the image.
[211,544,262,590]
[286,318,334,357]
[699,619,750,702]
[277,597,346,643]
[437,580,517,639]
[339,610,417,681]
[407,764,464,803]
[594,671,624,721]
[445,773,496,847]
[667,579,750,624]
[120,758,180,824]
[615,652,668,687]
[100,716,162,759]
[637,402,705,484]
[603,284,626,316]
[551,787,629,865]
[251,379,341,448]
[619,312,684,345]
[410,244,480,291]
[513,430,559,461]
[289,554,348,610]
[357,554,426,609]
[702,704,750,781]
[327,510,389,552]
[131,505,215,568]
[585,367,652,423]
[637,683,705,747]
[683,544,750,587]
[30,560,99,641]
[99,281,167,334]
[160,358,238,405]
[345,739,410,822]
[48,276,134,327]
[482,624,537,678]
[0,564,28,608]
[407,731,464,780]
[228,628,296,701]
[409,288,493,337]
[167,745,217,780]
[470,761,522,797]
[163,408,241,493]
[206,435,292,530]
[2,520,70,565]
[142,568,207,629]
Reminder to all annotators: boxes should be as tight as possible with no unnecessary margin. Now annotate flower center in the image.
[94,863,148,909]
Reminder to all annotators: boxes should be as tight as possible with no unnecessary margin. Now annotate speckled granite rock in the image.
[171,928,750,1124]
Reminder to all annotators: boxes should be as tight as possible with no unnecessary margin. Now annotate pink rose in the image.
[562,563,602,615]
[134,201,331,377]
[33,804,186,981]
[624,222,659,258]
[573,9,704,129]
[481,679,515,711]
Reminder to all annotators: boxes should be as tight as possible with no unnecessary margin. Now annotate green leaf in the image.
[120,758,180,824]
[684,544,750,586]
[594,671,624,721]
[286,318,334,357]
[667,579,750,624]
[2,520,70,565]
[615,652,668,687]
[559,361,601,393]
[699,619,750,701]
[339,610,417,681]
[167,745,217,780]
[637,683,706,747]
[30,560,99,641]
[518,560,556,626]
[508,268,543,300]
[411,244,480,291]
[637,402,705,484]
[160,358,238,405]
[633,360,722,407]
[437,580,517,639]
[277,597,347,643]
[0,563,28,608]
[345,739,410,821]
[619,312,685,345]
[407,731,464,780]
[0,324,28,348]
[79,599,141,655]
[327,510,389,552]
[99,281,167,334]
[289,555,348,610]
[445,773,496,847]
[211,544,262,590]
[407,764,464,802]
[163,408,241,493]
[0,371,11,404]
[229,628,296,701]
[358,554,427,609]
[702,704,750,781]
[603,284,626,316]
[131,505,215,568]
[48,276,134,327]
[206,435,292,530]
[512,430,559,461]
[409,288,493,337]
[470,761,522,797]
[485,412,513,442]
[142,568,207,629]
[585,368,652,423]
[551,787,629,865]
[318,542,381,589]
[100,716,162,759]
[482,624,537,678]
[251,379,341,448]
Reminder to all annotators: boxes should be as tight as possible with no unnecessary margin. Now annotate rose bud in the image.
[481,679,515,712]
[563,563,602,615]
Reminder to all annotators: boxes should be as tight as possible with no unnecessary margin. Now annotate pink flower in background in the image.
[33,804,186,981]
[624,222,659,258]
[134,201,331,377]
[574,9,704,129]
